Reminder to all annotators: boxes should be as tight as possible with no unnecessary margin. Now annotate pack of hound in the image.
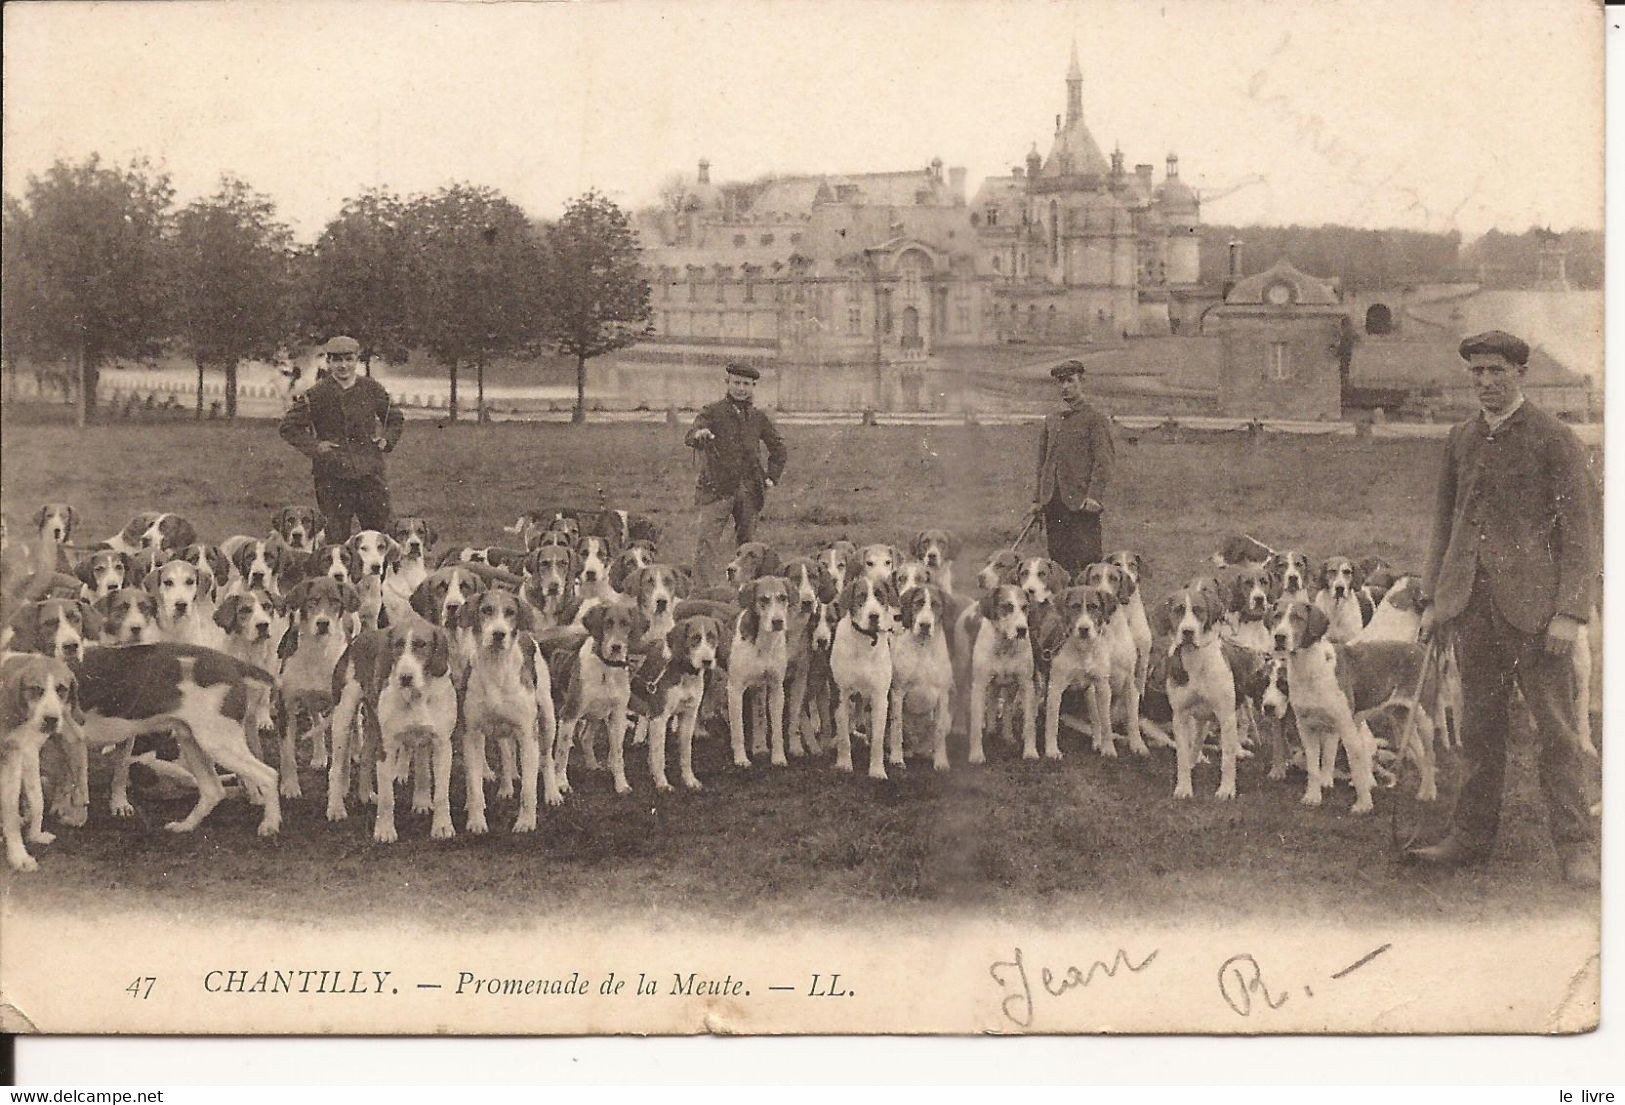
[0,504,1595,872]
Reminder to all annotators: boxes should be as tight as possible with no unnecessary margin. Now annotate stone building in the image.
[633,43,1210,368]
[1208,259,1345,419]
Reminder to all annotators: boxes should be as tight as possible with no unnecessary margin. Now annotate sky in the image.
[2,0,1604,244]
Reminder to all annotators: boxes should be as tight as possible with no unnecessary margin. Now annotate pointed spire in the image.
[1065,39,1083,125]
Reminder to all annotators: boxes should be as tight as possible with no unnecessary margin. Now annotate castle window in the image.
[733,234,747,247]
[790,232,803,245]
[848,304,863,334]
[1266,342,1292,380]
[956,302,971,333]
[985,207,999,227]
[992,255,1002,273]
[760,233,775,246]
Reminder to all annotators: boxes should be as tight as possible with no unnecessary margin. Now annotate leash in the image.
[1008,507,1042,552]
[1389,631,1447,854]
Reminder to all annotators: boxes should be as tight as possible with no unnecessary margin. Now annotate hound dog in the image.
[94,587,161,645]
[74,642,281,836]
[892,559,936,598]
[1358,561,1399,609]
[458,588,556,832]
[1032,586,1116,761]
[855,544,903,586]
[439,545,530,572]
[910,529,959,595]
[519,545,581,629]
[275,577,360,792]
[5,598,99,663]
[214,591,285,679]
[75,549,130,603]
[1268,600,1382,813]
[549,600,644,796]
[724,542,781,588]
[387,516,437,598]
[726,576,792,768]
[781,557,837,757]
[1223,564,1278,653]
[1209,534,1276,569]
[634,614,723,791]
[507,506,582,540]
[797,597,842,756]
[409,565,488,676]
[1313,556,1376,643]
[1265,550,1314,605]
[101,512,198,557]
[271,505,326,554]
[222,539,294,599]
[524,515,583,551]
[951,550,1024,731]
[963,584,1036,764]
[1016,557,1070,609]
[887,583,954,771]
[174,544,234,595]
[326,619,457,842]
[830,574,900,778]
[621,564,691,649]
[1155,585,1243,801]
[34,503,78,547]
[575,535,620,603]
[1076,564,1148,757]
[1,654,78,870]
[144,560,224,649]
[1353,575,1468,753]
[1102,550,1154,703]
[586,508,661,551]
[814,540,857,594]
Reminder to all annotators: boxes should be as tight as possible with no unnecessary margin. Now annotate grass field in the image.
[0,406,1600,925]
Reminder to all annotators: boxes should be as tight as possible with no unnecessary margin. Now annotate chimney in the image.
[1135,163,1153,191]
[1012,165,1025,179]
[1166,152,1180,179]
[948,166,966,200]
[1225,239,1243,296]
[697,158,711,184]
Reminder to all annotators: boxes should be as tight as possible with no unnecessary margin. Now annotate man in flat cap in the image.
[1410,329,1599,885]
[686,362,787,584]
[279,335,405,543]
[1033,359,1116,574]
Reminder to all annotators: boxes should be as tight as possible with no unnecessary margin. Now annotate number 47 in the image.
[126,977,156,1000]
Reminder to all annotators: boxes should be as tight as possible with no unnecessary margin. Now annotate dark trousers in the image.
[1042,499,1102,576]
[1448,573,1593,854]
[314,473,391,543]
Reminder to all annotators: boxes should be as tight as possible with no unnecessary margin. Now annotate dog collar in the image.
[852,621,882,646]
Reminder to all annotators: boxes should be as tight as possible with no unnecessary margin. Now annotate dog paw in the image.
[1044,747,1063,761]
[771,754,788,767]
[1418,784,1438,802]
[1267,766,1288,781]
[310,754,329,770]
[934,757,951,772]
[163,820,196,833]
[412,799,434,815]
[1214,784,1236,801]
[27,830,55,846]
[512,814,537,833]
[834,759,854,773]
[1172,783,1193,799]
[733,755,751,768]
[544,790,565,808]
[9,853,38,872]
[467,815,489,835]
[1300,791,1322,807]
[280,781,303,800]
[1129,742,1150,758]
[430,820,455,840]
[326,802,349,822]
[868,767,889,782]
[110,799,136,818]
[1099,744,1118,759]
[257,819,281,837]
[654,778,673,792]
[59,806,88,828]
[684,777,704,791]
[1350,798,1375,815]
[373,824,399,844]
[495,784,515,800]
[968,751,986,766]
[614,781,632,796]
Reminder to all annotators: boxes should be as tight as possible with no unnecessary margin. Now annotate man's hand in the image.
[316,441,340,453]
[691,428,715,444]
[1081,498,1103,514]
[1544,614,1582,656]
[1417,606,1437,643]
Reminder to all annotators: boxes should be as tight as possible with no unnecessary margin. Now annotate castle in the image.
[634,44,1215,368]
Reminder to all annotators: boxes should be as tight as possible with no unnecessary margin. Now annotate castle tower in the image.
[1066,38,1083,126]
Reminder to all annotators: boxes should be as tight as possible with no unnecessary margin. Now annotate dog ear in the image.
[581,602,608,641]
[1098,590,1120,619]
[6,603,42,654]
[213,594,243,632]
[1048,561,1071,590]
[66,670,85,725]
[426,628,451,679]
[194,569,215,601]
[170,518,197,551]
[277,623,301,660]
[759,546,782,578]
[32,505,48,528]
[670,566,693,599]
[978,589,998,621]
[1349,560,1367,590]
[73,554,97,587]
[339,581,362,615]
[383,543,402,575]
[142,567,164,594]
[282,580,311,616]
[456,598,482,631]
[608,553,635,592]
[408,579,438,620]
[1302,603,1331,647]
[899,587,919,629]
[815,564,838,605]
[911,531,929,558]
[208,548,230,585]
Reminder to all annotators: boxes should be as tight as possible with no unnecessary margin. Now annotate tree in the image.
[402,185,543,422]
[1,155,173,425]
[538,190,652,423]
[169,175,295,418]
[300,188,416,369]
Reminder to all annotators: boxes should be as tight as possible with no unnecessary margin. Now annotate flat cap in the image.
[322,335,362,355]
[1458,330,1529,366]
[724,362,760,380]
[1050,359,1087,380]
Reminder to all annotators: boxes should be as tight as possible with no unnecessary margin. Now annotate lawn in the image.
[0,406,1600,926]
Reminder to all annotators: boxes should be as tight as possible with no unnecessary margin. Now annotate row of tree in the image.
[1197,223,1604,292]
[1,155,653,426]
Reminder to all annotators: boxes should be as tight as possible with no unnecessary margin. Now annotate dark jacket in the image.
[1422,400,1598,635]
[685,398,787,508]
[279,376,405,481]
[1035,401,1115,511]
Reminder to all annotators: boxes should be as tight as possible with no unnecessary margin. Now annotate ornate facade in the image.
[634,45,1213,366]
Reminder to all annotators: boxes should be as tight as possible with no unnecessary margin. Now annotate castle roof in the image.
[1042,116,1111,179]
[1225,258,1340,306]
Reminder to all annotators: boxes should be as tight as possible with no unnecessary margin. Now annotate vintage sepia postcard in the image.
[0,0,1604,1039]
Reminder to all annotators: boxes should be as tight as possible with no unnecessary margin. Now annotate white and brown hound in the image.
[549,600,644,796]
[1077,564,1148,758]
[633,614,723,791]
[144,559,223,649]
[910,529,959,595]
[963,583,1036,764]
[102,512,198,558]
[275,577,360,792]
[830,574,899,779]
[1313,556,1376,644]
[1268,600,1382,813]
[74,549,130,603]
[459,588,556,832]
[725,576,791,767]
[1155,585,1243,801]
[888,583,954,771]
[1,654,77,870]
[271,505,325,554]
